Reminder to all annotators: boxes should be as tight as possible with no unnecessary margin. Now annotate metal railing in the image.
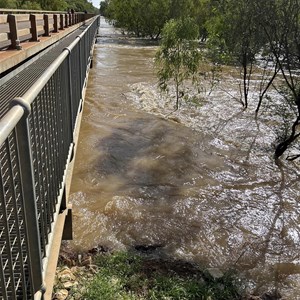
[0,15,99,299]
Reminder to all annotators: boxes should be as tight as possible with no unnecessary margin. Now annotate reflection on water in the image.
[69,19,300,298]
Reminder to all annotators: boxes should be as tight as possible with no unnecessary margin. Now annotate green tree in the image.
[106,0,141,35]
[20,1,41,9]
[169,0,194,19]
[66,0,98,13]
[206,0,265,108]
[105,0,170,38]
[2,0,97,11]
[138,0,170,39]
[0,0,17,8]
[100,0,109,16]
[258,0,300,159]
[155,18,201,109]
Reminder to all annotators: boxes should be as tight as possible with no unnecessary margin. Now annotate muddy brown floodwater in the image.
[68,19,300,298]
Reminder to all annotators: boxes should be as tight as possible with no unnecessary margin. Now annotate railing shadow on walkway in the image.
[0,13,99,300]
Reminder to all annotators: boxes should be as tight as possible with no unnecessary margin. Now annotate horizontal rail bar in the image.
[21,16,97,105]
[0,105,24,146]
[0,9,85,14]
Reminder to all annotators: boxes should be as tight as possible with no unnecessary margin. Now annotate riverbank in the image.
[52,245,282,300]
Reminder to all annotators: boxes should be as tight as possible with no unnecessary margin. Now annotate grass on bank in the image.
[79,251,243,300]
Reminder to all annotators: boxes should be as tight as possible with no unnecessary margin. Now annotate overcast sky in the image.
[91,0,100,8]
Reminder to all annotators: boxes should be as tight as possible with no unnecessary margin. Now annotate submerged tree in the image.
[105,0,170,38]
[155,18,201,110]
[206,0,265,108]
[259,0,300,159]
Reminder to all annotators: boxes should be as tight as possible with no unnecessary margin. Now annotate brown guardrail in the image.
[0,10,96,50]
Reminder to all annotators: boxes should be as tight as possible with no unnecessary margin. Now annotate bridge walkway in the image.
[0,19,92,118]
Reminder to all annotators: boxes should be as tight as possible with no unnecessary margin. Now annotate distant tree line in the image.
[0,0,98,13]
[101,0,300,160]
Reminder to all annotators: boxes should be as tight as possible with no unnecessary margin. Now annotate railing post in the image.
[68,13,72,26]
[53,14,58,33]
[59,14,64,30]
[66,55,75,135]
[43,14,50,36]
[64,13,68,28]
[15,109,44,297]
[30,14,39,42]
[8,14,22,50]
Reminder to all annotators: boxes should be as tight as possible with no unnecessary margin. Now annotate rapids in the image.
[68,18,300,298]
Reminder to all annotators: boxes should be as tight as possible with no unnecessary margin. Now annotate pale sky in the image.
[91,0,100,8]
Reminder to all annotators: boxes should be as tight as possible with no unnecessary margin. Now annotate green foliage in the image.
[155,18,201,109]
[0,0,98,12]
[100,0,109,16]
[105,0,170,38]
[83,251,243,300]
[0,0,17,8]
[66,0,98,13]
[206,0,266,107]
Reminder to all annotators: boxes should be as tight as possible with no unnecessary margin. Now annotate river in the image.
[68,18,300,298]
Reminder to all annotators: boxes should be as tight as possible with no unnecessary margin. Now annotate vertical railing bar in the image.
[52,73,61,191]
[62,60,72,158]
[1,140,17,300]
[40,89,53,228]
[38,91,50,245]
[73,46,80,115]
[48,79,58,215]
[45,82,56,220]
[66,55,75,138]
[53,74,63,192]
[48,78,59,214]
[46,81,56,217]
[55,67,63,189]
[58,67,65,187]
[0,163,9,300]
[30,103,47,256]
[15,117,43,296]
[77,40,83,94]
[0,253,8,300]
[43,84,54,220]
[7,132,27,298]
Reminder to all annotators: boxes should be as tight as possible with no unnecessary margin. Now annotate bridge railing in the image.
[0,10,95,50]
[0,15,99,300]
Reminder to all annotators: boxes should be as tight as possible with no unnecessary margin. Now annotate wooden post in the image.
[59,14,64,30]
[8,14,22,50]
[30,14,39,42]
[53,14,58,33]
[64,13,68,28]
[44,14,50,36]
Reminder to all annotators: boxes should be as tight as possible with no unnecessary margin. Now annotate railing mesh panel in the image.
[0,131,31,299]
[29,62,73,256]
